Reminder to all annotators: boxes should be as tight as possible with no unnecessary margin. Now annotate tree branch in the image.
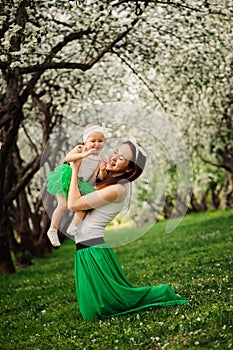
[18,19,140,75]
[10,0,31,52]
[88,18,140,67]
[200,154,233,173]
[112,49,166,111]
[0,8,12,39]
[0,112,13,126]
[0,61,8,70]
[18,62,90,74]
[51,28,92,56]
[156,0,227,15]
[19,18,140,104]
[5,154,41,205]
[141,18,207,42]
[114,0,205,12]
[51,17,74,29]
[20,71,43,105]
[21,123,39,155]
[18,28,92,99]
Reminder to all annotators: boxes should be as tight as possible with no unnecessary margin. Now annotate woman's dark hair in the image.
[96,140,146,189]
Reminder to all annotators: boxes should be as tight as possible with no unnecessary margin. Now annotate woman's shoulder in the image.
[109,182,129,202]
[95,183,126,202]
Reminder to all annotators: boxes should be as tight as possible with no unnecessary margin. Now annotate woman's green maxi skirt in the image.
[74,242,188,321]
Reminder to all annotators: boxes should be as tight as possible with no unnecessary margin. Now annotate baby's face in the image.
[85,132,104,153]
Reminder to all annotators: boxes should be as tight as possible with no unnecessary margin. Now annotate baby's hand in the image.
[75,145,83,153]
[65,145,83,163]
[83,148,99,157]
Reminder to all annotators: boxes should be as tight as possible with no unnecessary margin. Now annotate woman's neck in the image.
[108,171,125,178]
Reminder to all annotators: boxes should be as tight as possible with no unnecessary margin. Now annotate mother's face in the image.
[106,143,133,176]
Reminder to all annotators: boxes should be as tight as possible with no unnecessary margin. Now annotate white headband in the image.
[129,136,147,162]
[83,125,104,143]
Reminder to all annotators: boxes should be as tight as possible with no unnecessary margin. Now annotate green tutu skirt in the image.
[74,242,188,321]
[46,163,95,199]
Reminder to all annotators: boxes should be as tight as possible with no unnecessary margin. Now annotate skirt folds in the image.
[46,163,95,199]
[74,243,188,320]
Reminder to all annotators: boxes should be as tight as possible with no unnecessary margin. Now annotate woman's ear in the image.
[125,165,133,173]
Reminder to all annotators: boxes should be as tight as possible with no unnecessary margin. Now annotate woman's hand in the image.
[98,155,107,181]
[99,155,107,172]
[70,158,81,170]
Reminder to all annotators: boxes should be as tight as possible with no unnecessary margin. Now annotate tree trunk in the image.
[190,191,208,212]
[209,181,221,210]
[221,173,233,209]
[0,215,15,274]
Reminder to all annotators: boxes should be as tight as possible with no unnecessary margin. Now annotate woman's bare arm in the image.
[67,162,127,212]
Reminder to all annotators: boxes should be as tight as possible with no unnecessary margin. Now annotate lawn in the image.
[0,210,232,349]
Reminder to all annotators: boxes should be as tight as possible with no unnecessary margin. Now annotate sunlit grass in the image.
[0,209,232,349]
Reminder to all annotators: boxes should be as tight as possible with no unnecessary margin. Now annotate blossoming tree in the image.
[0,0,231,273]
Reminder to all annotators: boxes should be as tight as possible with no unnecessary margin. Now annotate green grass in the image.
[0,210,233,349]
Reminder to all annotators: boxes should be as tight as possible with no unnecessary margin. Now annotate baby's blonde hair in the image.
[83,122,98,132]
[82,123,104,143]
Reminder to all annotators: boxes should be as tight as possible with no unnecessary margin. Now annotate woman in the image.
[68,140,188,320]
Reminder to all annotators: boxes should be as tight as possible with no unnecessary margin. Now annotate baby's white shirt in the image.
[78,154,100,181]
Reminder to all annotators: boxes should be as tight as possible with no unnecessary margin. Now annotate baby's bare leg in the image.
[72,211,86,225]
[47,194,67,246]
[67,211,86,236]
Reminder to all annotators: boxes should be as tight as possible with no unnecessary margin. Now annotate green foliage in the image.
[0,210,233,349]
